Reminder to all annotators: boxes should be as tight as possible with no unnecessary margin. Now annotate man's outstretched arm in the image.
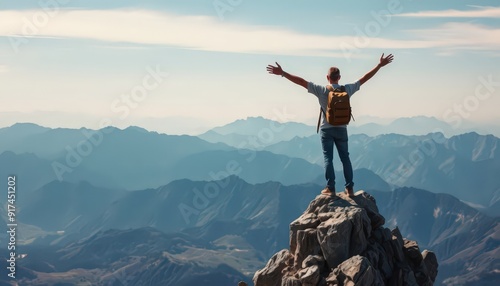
[267,62,308,89]
[359,53,394,85]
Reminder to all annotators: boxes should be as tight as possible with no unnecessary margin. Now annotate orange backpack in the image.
[316,85,353,132]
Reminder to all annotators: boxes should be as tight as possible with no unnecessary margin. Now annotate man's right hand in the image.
[266,62,308,88]
[267,62,284,76]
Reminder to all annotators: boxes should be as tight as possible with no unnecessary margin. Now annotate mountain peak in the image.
[1,122,50,134]
[124,125,150,133]
[254,191,438,285]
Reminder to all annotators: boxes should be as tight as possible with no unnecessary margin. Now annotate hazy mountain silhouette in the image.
[266,135,322,164]
[0,122,50,140]
[198,116,315,148]
[171,149,323,185]
[0,151,57,202]
[266,132,500,207]
[197,116,495,148]
[18,180,123,232]
[0,124,233,190]
[19,172,392,241]
[2,122,498,208]
[0,123,104,159]
[350,116,476,137]
[311,168,392,192]
[0,123,324,190]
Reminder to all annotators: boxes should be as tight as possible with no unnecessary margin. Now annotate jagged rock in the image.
[317,206,371,269]
[304,195,337,214]
[254,191,439,286]
[282,276,302,286]
[327,255,385,286]
[302,255,325,270]
[253,249,291,286]
[391,228,406,263]
[422,250,438,283]
[294,228,322,270]
[389,265,419,286]
[403,239,438,286]
[297,265,321,286]
[350,192,386,228]
[364,243,393,279]
[290,213,320,254]
[403,239,423,266]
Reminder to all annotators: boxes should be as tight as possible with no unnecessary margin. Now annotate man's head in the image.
[327,67,341,83]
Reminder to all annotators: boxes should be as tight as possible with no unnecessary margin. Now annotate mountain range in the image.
[2,176,498,285]
[198,116,500,148]
[1,118,499,285]
[200,117,500,208]
[2,121,499,210]
[265,131,500,207]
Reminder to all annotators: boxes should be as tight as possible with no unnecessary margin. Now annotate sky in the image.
[1,0,499,135]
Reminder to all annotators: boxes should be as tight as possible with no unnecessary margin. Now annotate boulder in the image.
[422,250,438,283]
[297,265,321,286]
[254,191,439,286]
[327,255,385,286]
[294,228,322,270]
[253,249,291,286]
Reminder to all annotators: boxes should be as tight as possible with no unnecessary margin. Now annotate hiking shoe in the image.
[345,187,354,197]
[321,187,336,197]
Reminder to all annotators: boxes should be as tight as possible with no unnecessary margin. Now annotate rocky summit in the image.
[253,191,438,286]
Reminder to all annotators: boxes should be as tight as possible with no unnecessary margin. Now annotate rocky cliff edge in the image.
[253,191,438,286]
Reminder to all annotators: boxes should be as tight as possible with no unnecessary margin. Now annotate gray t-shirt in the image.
[308,81,361,129]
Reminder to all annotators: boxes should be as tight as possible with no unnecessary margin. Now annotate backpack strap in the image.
[317,85,334,133]
[316,107,323,133]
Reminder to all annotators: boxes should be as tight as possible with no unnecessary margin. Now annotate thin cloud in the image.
[0,9,499,56]
[0,9,430,57]
[395,6,500,18]
[410,22,500,51]
[0,65,9,73]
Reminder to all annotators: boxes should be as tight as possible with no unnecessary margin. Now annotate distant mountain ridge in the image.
[197,116,500,149]
[1,121,499,209]
[198,116,315,148]
[0,123,324,192]
[266,131,500,207]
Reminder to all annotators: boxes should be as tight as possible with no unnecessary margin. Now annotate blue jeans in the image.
[320,127,353,191]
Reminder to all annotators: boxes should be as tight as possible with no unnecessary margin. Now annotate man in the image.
[266,53,394,197]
